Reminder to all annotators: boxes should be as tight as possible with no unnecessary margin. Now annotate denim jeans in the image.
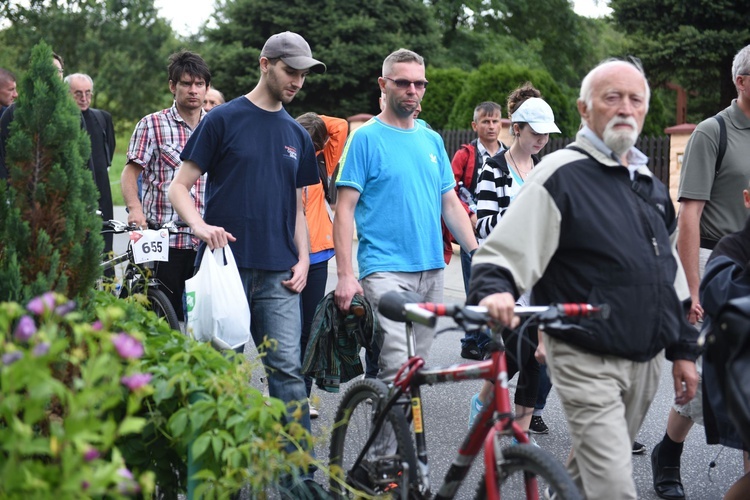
[238,268,311,439]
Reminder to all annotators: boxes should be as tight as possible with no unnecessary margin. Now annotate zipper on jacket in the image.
[651,237,659,256]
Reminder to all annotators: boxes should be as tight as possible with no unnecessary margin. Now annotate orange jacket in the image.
[304,115,348,254]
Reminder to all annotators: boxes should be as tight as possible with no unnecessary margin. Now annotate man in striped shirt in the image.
[121,50,211,322]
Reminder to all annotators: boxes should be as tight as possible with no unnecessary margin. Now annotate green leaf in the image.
[118,417,147,435]
[168,409,189,438]
[192,433,211,460]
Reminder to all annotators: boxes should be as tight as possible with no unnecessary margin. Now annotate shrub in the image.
[1,290,316,498]
[0,41,102,304]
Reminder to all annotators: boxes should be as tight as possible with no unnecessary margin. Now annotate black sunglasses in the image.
[383,76,429,90]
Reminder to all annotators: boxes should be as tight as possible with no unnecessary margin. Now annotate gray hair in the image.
[0,68,16,84]
[732,45,750,84]
[64,73,94,91]
[382,49,424,76]
[579,58,650,112]
[473,101,502,122]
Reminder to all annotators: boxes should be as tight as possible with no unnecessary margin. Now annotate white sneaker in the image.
[309,399,319,419]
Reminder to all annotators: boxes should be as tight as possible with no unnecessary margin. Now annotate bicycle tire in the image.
[329,378,418,499]
[477,443,582,500]
[146,287,181,332]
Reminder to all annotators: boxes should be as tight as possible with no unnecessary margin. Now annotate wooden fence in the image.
[438,130,671,186]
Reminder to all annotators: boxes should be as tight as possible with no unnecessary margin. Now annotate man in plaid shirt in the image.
[121,51,211,322]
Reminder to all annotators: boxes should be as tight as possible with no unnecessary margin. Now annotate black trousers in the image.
[152,248,197,322]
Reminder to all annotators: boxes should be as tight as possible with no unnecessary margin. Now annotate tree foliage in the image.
[444,63,579,137]
[0,42,102,302]
[203,0,444,118]
[0,0,179,127]
[422,67,470,130]
[610,0,750,120]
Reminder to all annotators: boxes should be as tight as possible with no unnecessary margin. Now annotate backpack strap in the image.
[714,114,727,176]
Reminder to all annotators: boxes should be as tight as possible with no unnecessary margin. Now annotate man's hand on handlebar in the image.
[193,222,236,250]
[478,292,520,329]
[126,207,148,230]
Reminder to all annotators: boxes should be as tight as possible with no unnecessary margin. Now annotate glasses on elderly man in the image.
[73,90,93,99]
[383,76,429,90]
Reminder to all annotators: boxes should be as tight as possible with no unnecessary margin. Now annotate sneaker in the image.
[632,441,647,454]
[468,393,483,428]
[309,399,319,419]
[510,436,540,447]
[529,415,550,434]
[461,341,483,360]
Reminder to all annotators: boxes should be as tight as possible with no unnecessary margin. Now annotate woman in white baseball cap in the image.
[469,82,560,438]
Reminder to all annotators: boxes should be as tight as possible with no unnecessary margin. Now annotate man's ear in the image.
[743,189,750,209]
[577,99,588,123]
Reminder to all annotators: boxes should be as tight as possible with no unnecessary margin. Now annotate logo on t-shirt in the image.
[284,145,298,160]
[429,153,438,164]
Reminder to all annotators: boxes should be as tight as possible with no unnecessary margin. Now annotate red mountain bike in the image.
[329,290,609,500]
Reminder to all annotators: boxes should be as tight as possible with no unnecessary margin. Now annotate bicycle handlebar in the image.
[101,219,189,234]
[378,290,609,328]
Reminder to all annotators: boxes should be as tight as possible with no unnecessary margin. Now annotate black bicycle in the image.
[100,219,187,331]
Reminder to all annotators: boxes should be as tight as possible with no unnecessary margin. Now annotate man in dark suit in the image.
[64,73,116,259]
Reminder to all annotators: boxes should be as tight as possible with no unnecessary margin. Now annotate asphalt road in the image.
[111,206,744,498]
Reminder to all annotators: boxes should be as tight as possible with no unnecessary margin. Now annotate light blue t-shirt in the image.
[336,118,455,278]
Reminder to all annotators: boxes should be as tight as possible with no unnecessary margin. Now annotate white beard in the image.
[603,117,639,156]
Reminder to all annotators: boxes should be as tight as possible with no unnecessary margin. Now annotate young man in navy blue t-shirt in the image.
[168,31,325,493]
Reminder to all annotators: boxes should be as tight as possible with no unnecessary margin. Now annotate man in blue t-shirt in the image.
[334,48,478,382]
[168,31,325,492]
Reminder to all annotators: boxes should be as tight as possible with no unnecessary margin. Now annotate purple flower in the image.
[27,292,56,315]
[121,373,152,391]
[112,333,143,359]
[118,468,134,480]
[54,300,76,316]
[91,320,103,331]
[13,315,37,342]
[32,342,50,357]
[83,447,100,462]
[2,351,23,365]
[81,480,90,490]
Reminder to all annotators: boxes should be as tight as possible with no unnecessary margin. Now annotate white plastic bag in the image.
[185,246,250,350]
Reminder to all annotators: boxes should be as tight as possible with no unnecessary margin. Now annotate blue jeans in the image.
[460,247,489,350]
[238,268,312,441]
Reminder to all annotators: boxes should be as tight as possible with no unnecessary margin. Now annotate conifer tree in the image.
[0,41,102,302]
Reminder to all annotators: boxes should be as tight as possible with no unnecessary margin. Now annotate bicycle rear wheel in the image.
[477,443,582,500]
[146,287,181,332]
[329,378,418,499]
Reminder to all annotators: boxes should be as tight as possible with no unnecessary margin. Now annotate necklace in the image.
[508,149,532,178]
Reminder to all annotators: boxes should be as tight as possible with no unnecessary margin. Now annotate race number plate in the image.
[130,229,169,264]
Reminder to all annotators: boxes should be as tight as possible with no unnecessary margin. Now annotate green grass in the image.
[109,136,128,206]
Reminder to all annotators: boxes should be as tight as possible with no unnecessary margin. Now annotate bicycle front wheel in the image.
[146,287,181,332]
[477,443,582,500]
[329,378,418,499]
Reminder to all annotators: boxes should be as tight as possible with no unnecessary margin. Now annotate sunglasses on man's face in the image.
[383,76,429,90]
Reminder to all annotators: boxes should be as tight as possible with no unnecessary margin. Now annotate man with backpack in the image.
[651,43,750,500]
[448,101,504,360]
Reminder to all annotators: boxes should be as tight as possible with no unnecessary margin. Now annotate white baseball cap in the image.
[510,97,561,134]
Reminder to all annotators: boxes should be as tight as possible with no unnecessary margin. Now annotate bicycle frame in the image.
[379,320,533,500]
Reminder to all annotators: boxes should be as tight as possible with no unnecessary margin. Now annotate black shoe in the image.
[461,341,483,360]
[529,415,550,434]
[632,441,646,454]
[651,442,685,499]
